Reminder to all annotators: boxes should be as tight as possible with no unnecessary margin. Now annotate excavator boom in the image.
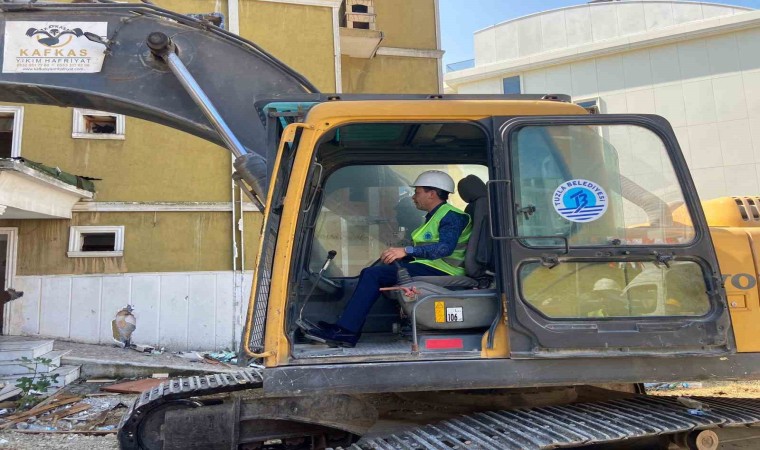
[0,1,316,199]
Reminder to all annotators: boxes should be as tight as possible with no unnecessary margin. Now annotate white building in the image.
[445,0,760,200]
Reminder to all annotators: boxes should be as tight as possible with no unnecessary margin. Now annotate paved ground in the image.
[56,341,239,378]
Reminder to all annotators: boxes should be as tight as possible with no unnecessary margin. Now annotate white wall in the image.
[518,27,760,200]
[474,1,747,65]
[8,271,253,351]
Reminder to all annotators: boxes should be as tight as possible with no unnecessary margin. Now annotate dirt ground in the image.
[648,380,760,399]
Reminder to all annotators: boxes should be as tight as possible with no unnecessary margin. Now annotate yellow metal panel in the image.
[374,0,437,50]
[240,1,336,91]
[261,126,320,366]
[0,211,258,274]
[305,99,587,124]
[341,55,439,94]
[710,227,760,352]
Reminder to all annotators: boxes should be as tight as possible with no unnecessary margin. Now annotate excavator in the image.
[0,2,759,449]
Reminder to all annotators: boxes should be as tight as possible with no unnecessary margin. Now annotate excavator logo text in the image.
[3,21,107,74]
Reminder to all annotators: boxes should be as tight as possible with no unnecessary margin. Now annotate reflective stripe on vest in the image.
[410,203,472,276]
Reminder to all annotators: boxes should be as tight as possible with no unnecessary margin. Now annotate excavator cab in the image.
[270,111,732,362]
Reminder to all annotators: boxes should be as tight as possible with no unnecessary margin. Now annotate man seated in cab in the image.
[305,170,472,348]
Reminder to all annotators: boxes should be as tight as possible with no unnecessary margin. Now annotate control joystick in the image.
[394,261,412,284]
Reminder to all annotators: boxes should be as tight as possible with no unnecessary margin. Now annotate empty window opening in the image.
[0,114,14,158]
[81,233,116,252]
[84,114,117,134]
[0,106,23,158]
[72,109,125,140]
[68,226,124,257]
[352,4,368,13]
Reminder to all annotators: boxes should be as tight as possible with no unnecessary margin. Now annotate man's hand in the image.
[380,247,407,264]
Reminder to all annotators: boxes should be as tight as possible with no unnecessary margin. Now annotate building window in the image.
[72,109,125,140]
[345,0,376,30]
[68,226,124,258]
[0,106,24,159]
[576,98,601,114]
[503,76,521,94]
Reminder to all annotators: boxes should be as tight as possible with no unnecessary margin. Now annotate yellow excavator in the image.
[0,3,759,449]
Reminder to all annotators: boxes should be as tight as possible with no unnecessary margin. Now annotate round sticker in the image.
[552,179,608,223]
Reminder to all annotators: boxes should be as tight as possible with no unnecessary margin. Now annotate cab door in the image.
[490,115,733,358]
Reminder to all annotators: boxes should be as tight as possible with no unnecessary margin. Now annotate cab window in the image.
[511,124,694,247]
[309,164,487,277]
[520,261,710,318]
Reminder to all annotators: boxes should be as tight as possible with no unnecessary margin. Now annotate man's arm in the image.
[407,211,468,260]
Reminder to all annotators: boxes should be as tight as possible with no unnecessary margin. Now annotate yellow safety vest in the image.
[411,203,472,276]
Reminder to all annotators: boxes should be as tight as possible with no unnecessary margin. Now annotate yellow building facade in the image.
[0,0,442,350]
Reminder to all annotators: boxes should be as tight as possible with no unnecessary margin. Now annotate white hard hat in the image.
[593,278,622,292]
[411,170,455,193]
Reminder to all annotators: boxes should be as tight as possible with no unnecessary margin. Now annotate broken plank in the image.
[25,387,67,412]
[1,397,81,428]
[13,429,116,435]
[101,378,165,394]
[50,404,90,421]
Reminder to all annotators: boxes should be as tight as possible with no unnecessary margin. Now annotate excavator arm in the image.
[0,1,317,204]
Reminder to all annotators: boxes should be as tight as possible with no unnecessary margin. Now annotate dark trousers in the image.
[336,262,448,333]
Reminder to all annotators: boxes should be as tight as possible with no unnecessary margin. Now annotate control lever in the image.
[394,261,412,284]
[296,250,337,331]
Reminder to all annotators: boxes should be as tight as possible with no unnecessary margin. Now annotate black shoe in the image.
[317,321,343,333]
[303,325,360,348]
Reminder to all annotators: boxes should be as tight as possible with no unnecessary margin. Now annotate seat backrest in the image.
[458,175,493,278]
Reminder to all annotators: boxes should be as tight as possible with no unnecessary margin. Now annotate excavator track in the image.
[117,370,760,450]
[352,395,760,449]
[117,369,263,450]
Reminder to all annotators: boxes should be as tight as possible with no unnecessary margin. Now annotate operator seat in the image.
[393,175,500,330]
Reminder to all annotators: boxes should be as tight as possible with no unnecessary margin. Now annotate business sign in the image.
[3,21,107,73]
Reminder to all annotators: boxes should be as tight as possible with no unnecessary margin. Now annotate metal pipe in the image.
[164,51,248,158]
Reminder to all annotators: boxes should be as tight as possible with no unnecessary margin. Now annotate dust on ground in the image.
[0,431,117,450]
[648,380,760,398]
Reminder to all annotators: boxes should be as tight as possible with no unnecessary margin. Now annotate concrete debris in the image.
[645,382,704,391]
[0,390,132,436]
[206,351,236,363]
[176,352,204,362]
[677,396,709,411]
[130,344,154,353]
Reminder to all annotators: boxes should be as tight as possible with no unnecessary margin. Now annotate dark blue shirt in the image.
[408,203,469,260]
